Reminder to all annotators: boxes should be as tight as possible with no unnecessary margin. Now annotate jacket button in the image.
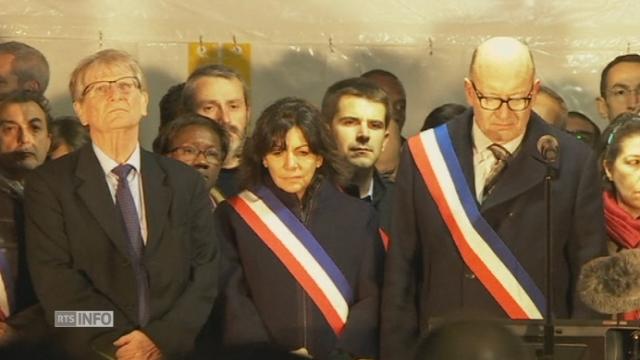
[464,272,476,279]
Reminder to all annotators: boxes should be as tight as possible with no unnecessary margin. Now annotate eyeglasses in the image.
[170,145,222,164]
[81,76,141,98]
[470,81,533,112]
[606,86,640,102]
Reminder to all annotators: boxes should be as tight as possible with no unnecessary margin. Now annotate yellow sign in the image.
[188,42,251,88]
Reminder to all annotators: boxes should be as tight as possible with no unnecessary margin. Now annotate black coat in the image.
[215,177,385,359]
[380,110,608,360]
[24,144,219,359]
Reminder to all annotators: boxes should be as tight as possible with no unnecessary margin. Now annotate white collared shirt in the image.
[472,121,524,203]
[360,177,375,201]
[93,143,148,244]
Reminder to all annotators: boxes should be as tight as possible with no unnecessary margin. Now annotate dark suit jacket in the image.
[380,110,607,360]
[215,177,384,360]
[372,171,394,233]
[24,144,219,359]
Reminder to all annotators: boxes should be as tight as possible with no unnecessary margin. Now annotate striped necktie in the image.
[482,143,512,201]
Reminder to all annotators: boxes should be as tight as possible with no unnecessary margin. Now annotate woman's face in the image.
[606,133,640,217]
[263,126,323,200]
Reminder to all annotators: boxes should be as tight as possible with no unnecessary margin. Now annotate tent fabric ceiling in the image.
[0,0,637,145]
[1,0,640,48]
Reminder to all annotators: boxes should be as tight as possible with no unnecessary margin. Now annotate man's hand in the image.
[0,321,16,345]
[291,347,312,358]
[113,330,162,360]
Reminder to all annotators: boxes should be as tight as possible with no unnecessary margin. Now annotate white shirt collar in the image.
[364,176,374,199]
[92,142,141,176]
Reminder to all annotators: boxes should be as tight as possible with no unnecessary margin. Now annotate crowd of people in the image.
[0,36,639,359]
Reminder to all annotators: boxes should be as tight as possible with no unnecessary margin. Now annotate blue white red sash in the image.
[228,186,353,334]
[407,125,545,319]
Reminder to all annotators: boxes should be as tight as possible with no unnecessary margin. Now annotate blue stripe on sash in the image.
[433,125,546,313]
[254,186,354,303]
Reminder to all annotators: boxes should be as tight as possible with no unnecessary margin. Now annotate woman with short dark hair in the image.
[214,97,384,359]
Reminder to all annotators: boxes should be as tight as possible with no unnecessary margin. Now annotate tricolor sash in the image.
[407,125,545,319]
[229,186,354,334]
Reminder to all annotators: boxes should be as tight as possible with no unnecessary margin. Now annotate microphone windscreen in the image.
[577,249,640,314]
[536,135,559,163]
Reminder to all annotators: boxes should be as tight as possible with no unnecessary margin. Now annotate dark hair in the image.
[567,110,601,149]
[415,320,531,360]
[158,82,185,129]
[0,41,50,93]
[182,64,249,113]
[421,103,467,131]
[599,54,640,98]
[0,90,52,131]
[321,77,390,127]
[152,112,230,161]
[599,112,640,191]
[361,68,400,81]
[241,97,350,189]
[50,115,89,152]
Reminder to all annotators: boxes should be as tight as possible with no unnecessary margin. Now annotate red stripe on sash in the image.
[379,228,390,251]
[229,197,346,334]
[408,136,528,319]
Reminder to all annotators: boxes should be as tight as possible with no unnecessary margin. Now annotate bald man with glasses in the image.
[381,37,607,360]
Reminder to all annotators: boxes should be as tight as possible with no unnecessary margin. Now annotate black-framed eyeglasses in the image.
[170,145,222,164]
[81,76,141,98]
[470,81,533,112]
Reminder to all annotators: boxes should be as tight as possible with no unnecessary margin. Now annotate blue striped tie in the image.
[112,164,149,326]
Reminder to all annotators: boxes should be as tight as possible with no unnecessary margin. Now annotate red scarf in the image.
[604,191,640,249]
[603,191,640,320]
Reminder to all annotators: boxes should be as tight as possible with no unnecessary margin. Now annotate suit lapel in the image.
[140,151,172,252]
[74,145,131,258]
[480,114,560,212]
[447,109,477,199]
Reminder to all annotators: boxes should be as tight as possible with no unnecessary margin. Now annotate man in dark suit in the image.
[24,49,218,359]
[321,77,394,232]
[0,91,51,343]
[381,37,607,360]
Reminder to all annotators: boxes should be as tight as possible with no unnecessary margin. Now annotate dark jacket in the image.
[24,144,219,359]
[344,171,394,233]
[215,177,385,359]
[0,173,36,316]
[381,110,608,360]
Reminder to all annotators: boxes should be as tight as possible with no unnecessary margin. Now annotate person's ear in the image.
[463,78,475,106]
[140,90,149,117]
[381,129,390,153]
[596,96,611,122]
[73,101,89,126]
[603,160,613,181]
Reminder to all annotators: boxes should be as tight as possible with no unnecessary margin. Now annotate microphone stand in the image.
[541,165,555,360]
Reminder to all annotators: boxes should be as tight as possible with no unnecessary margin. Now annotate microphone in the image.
[537,135,560,163]
[577,249,640,314]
